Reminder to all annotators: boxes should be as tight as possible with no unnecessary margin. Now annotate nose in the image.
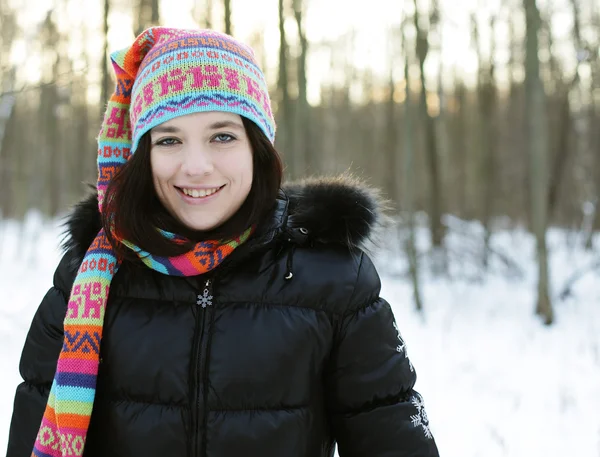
[180,144,214,176]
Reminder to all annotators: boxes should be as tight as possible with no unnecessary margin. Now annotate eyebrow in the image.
[151,120,244,135]
[151,125,180,134]
[208,120,244,130]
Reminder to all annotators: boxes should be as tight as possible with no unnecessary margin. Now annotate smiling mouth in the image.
[176,185,226,199]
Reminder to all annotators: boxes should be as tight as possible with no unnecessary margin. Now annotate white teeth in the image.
[182,187,220,198]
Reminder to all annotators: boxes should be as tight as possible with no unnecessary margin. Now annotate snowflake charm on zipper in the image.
[197,280,213,308]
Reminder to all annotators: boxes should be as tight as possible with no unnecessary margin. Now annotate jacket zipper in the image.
[193,278,213,457]
[187,232,268,456]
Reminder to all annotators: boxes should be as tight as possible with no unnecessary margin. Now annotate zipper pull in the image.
[197,279,213,308]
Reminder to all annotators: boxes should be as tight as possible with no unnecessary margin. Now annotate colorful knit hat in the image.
[129,27,275,151]
[31,27,267,457]
[98,26,276,208]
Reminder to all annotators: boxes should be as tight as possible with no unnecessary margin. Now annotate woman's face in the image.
[150,111,253,232]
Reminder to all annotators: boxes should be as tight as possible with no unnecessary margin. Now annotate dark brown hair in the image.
[102,117,283,262]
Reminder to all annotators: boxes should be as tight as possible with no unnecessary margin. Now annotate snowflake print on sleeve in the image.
[410,392,433,439]
[393,321,414,372]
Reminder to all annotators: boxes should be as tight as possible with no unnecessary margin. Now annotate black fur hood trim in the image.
[281,175,385,249]
[61,175,386,264]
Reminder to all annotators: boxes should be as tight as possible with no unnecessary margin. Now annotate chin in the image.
[181,220,221,232]
[171,207,222,233]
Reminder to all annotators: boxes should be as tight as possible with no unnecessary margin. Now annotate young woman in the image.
[7,27,439,457]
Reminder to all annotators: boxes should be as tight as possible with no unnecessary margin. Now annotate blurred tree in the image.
[547,0,584,221]
[76,25,93,193]
[401,21,423,312]
[0,0,17,218]
[451,73,468,218]
[292,0,311,172]
[412,0,445,250]
[472,13,498,268]
[101,0,111,120]
[524,0,553,324]
[224,0,232,35]
[39,11,61,217]
[277,0,293,177]
[506,2,529,223]
[583,1,600,247]
[134,0,160,37]
[592,4,600,238]
[360,69,380,181]
[385,68,399,202]
[193,0,213,28]
[0,0,16,77]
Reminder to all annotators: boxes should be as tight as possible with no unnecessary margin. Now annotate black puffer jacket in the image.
[7,178,439,457]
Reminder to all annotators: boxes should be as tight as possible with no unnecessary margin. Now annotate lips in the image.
[175,184,226,199]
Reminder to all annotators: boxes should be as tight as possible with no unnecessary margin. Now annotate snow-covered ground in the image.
[1,211,599,456]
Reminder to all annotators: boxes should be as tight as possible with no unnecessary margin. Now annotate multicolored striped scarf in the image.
[31,228,252,457]
[32,26,273,457]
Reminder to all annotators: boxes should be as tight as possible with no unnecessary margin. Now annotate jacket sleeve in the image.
[325,253,439,457]
[6,253,73,457]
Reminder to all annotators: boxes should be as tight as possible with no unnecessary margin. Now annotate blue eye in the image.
[154,138,180,147]
[213,133,235,143]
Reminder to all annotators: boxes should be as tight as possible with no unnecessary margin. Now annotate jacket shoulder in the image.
[286,245,381,315]
[349,249,381,310]
[53,248,80,296]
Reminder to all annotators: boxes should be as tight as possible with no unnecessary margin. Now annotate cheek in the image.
[244,154,253,186]
[240,150,254,186]
[218,150,253,185]
[150,153,173,187]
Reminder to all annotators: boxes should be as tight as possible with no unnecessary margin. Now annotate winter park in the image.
[1,0,600,456]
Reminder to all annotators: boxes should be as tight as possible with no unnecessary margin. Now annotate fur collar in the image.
[61,175,386,265]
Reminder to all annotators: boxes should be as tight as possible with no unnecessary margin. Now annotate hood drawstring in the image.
[284,246,296,280]
[284,227,309,280]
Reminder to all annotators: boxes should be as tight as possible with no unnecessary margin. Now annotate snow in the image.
[1,211,599,456]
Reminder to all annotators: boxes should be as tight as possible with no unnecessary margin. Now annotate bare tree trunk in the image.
[385,69,399,202]
[436,19,449,217]
[277,0,293,177]
[194,0,213,28]
[474,15,498,268]
[453,75,468,218]
[45,81,60,217]
[134,0,160,36]
[548,90,573,219]
[292,0,310,172]
[524,0,553,325]
[360,71,375,179]
[507,6,529,223]
[402,23,423,312]
[412,0,444,249]
[0,4,16,211]
[77,27,91,190]
[76,98,90,190]
[206,0,213,28]
[151,0,159,23]
[548,0,583,221]
[40,12,61,217]
[224,0,232,35]
[101,0,110,120]
[0,69,16,219]
[134,0,144,36]
[591,98,600,245]
[590,24,600,240]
